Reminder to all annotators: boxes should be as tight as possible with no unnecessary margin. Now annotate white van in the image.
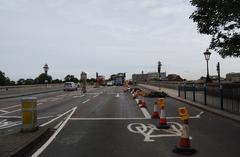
[64,82,78,91]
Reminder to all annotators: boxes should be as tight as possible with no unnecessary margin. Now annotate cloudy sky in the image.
[0,0,239,81]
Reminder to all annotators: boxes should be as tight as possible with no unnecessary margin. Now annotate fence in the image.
[178,83,240,114]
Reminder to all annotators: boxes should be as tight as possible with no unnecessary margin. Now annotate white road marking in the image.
[93,94,99,98]
[69,117,149,120]
[0,109,9,113]
[40,107,76,127]
[31,106,77,157]
[0,120,22,130]
[115,93,120,98]
[0,115,21,119]
[140,108,151,118]
[127,122,182,142]
[0,109,21,116]
[0,104,20,110]
[134,98,151,118]
[82,99,90,104]
[73,95,85,98]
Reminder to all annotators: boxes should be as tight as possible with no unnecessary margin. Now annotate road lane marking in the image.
[73,94,85,98]
[0,109,21,116]
[82,99,90,104]
[127,122,182,142]
[93,94,99,98]
[1,104,20,110]
[115,93,120,97]
[32,106,77,157]
[0,109,9,113]
[69,117,150,120]
[140,108,151,118]
[0,115,21,119]
[40,107,76,127]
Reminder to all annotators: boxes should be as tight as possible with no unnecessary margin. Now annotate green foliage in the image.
[17,78,25,85]
[0,70,11,86]
[64,75,79,83]
[36,73,52,84]
[52,79,63,83]
[190,0,240,58]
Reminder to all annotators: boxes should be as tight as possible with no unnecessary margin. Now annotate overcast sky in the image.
[0,0,239,81]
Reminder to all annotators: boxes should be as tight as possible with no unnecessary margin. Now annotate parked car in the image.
[64,82,78,91]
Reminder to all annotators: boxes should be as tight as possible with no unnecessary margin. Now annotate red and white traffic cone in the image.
[173,119,196,155]
[157,106,170,129]
[151,102,159,119]
[139,96,147,108]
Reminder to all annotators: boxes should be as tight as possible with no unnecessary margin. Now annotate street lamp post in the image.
[43,64,49,75]
[43,64,49,87]
[203,49,211,83]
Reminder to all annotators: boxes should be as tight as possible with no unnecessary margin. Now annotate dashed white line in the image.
[32,107,77,157]
[82,99,90,104]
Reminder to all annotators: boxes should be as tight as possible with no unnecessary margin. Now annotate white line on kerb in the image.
[135,99,151,118]
[82,99,90,104]
[69,117,149,120]
[32,107,77,157]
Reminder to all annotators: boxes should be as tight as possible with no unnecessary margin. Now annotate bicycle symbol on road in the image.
[127,122,183,142]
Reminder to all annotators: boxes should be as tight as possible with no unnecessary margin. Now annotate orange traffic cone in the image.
[157,106,170,129]
[151,102,159,119]
[173,119,196,155]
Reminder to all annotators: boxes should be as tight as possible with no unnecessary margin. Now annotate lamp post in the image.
[203,49,211,83]
[43,64,49,87]
[43,64,49,75]
[158,61,162,80]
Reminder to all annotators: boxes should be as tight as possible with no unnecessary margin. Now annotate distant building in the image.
[226,73,240,82]
[132,72,174,82]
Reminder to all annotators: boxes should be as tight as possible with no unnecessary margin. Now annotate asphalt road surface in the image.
[1,86,240,157]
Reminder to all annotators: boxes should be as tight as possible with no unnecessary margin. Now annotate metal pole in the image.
[206,60,210,82]
[204,84,207,105]
[184,83,186,99]
[193,84,196,102]
[178,84,180,97]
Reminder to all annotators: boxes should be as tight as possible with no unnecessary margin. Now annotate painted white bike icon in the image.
[127,122,183,142]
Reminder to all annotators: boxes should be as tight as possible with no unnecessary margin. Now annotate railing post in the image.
[193,84,196,102]
[204,84,207,105]
[184,83,187,99]
[220,85,223,110]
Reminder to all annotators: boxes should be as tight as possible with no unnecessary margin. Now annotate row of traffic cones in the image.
[130,89,147,108]
[151,98,196,155]
[130,89,196,155]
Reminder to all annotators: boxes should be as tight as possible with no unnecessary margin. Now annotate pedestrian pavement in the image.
[139,84,240,123]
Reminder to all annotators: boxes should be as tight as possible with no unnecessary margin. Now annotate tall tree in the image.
[36,73,52,84]
[0,70,11,86]
[190,0,240,58]
[64,75,79,83]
